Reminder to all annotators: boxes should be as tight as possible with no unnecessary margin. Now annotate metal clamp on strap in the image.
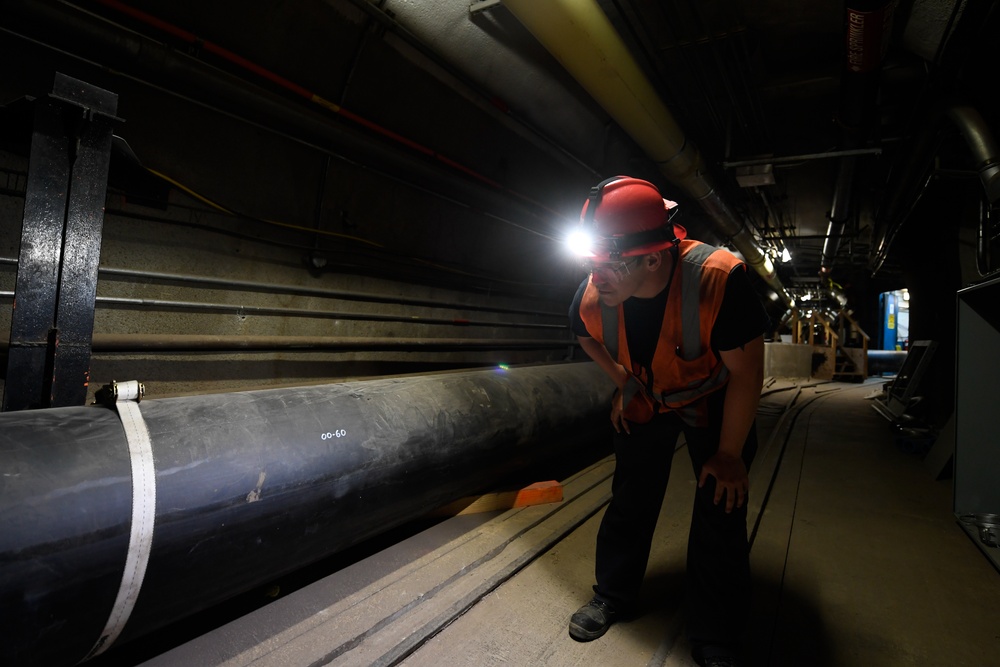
[84,380,156,661]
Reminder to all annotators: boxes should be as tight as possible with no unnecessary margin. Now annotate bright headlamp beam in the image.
[567,228,594,257]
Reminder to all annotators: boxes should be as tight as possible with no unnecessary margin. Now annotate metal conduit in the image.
[90,0,597,192]
[91,295,564,329]
[7,295,560,335]
[338,0,601,180]
[0,362,613,666]
[820,155,858,273]
[0,257,566,319]
[0,291,569,332]
[0,333,576,353]
[819,1,895,275]
[97,266,565,318]
[501,0,791,306]
[0,0,562,242]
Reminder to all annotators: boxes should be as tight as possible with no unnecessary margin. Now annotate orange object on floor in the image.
[513,480,563,507]
[431,480,564,516]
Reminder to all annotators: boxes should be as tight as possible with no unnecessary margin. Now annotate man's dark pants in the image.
[592,388,758,650]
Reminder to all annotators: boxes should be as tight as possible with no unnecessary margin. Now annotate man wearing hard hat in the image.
[566,176,769,667]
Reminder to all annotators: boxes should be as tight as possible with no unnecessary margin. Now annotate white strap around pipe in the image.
[83,380,156,661]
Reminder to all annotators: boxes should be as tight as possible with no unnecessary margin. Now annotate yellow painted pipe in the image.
[502,0,706,193]
[504,0,789,302]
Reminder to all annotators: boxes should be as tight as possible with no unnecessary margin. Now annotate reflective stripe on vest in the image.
[579,240,743,411]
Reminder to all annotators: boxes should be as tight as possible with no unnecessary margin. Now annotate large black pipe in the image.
[0,362,612,666]
[867,348,908,375]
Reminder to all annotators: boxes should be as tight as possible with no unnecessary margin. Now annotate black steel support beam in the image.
[2,73,120,411]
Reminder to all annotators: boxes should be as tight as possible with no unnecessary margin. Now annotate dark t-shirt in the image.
[568,258,770,371]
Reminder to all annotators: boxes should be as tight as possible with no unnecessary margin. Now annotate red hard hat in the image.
[578,176,685,260]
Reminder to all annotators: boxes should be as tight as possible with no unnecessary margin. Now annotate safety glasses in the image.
[583,256,642,283]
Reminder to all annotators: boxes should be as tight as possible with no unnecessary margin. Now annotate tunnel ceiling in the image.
[1,0,997,311]
[590,0,998,303]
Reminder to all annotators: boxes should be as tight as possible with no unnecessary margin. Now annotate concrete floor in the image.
[97,379,1000,666]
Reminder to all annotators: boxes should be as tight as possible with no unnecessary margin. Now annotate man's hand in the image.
[610,386,631,434]
[698,451,748,513]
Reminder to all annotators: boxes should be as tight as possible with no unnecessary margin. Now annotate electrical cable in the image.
[0,9,565,249]
[133,168,569,290]
[144,168,383,249]
[87,0,564,220]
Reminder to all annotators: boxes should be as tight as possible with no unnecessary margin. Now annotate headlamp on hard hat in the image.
[566,227,596,258]
[567,176,685,262]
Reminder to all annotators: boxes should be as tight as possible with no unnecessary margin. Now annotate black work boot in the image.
[568,598,617,642]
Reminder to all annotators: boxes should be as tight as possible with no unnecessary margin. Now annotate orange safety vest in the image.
[579,240,744,422]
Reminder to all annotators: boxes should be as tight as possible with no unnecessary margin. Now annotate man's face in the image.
[587,256,645,306]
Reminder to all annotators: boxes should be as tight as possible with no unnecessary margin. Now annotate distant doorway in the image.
[878,289,910,350]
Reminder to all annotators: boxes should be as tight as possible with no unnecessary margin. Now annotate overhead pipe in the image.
[868,106,941,274]
[0,0,563,241]
[502,0,791,307]
[946,106,1000,204]
[820,1,896,275]
[335,0,602,180]
[870,104,1000,274]
[85,0,548,214]
[821,155,858,273]
[870,0,1000,275]
[0,362,612,666]
[944,105,1000,279]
